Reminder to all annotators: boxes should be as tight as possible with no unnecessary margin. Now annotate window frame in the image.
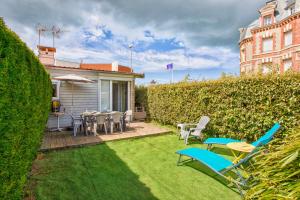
[263,15,272,26]
[290,6,295,15]
[51,80,60,100]
[241,48,246,62]
[284,30,293,47]
[283,59,292,72]
[262,64,272,74]
[262,37,273,53]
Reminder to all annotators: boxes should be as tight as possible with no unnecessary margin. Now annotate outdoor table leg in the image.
[111,121,113,134]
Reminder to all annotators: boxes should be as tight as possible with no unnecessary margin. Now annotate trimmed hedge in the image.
[245,127,300,199]
[0,19,52,199]
[147,74,300,140]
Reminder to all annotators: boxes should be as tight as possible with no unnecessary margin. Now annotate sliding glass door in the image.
[100,80,130,112]
[112,81,128,112]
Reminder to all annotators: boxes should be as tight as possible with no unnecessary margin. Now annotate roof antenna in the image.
[51,25,67,47]
[36,23,48,47]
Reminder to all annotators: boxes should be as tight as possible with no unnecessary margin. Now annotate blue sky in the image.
[0,0,265,84]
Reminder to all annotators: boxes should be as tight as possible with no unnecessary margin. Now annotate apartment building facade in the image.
[239,0,300,75]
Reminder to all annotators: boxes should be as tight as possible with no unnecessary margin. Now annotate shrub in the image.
[135,85,148,109]
[245,127,300,199]
[0,18,52,199]
[147,74,300,140]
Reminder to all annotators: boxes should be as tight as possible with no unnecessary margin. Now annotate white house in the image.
[37,46,144,129]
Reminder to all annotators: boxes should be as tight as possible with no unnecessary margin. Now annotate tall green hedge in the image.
[147,74,300,140]
[0,19,52,199]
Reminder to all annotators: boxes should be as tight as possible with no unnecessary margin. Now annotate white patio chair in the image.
[110,112,123,133]
[71,115,83,137]
[124,110,133,127]
[95,113,108,134]
[82,114,97,136]
[178,116,210,145]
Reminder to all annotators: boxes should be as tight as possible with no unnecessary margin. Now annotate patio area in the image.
[40,122,171,151]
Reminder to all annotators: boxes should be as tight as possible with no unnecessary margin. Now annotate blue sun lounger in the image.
[203,123,281,149]
[176,145,264,196]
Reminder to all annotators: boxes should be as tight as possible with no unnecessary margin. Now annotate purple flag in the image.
[166,63,173,70]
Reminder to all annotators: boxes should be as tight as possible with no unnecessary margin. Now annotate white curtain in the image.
[283,59,292,72]
[263,38,273,52]
[262,64,272,74]
[101,80,110,112]
[284,31,292,47]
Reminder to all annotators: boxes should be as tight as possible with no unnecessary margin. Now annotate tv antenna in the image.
[36,23,48,46]
[51,25,67,47]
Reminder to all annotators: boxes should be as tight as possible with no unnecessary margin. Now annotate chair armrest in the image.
[182,123,197,126]
[177,123,197,129]
[189,127,203,131]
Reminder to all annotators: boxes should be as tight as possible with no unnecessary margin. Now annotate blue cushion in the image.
[252,123,281,147]
[176,148,233,172]
[204,138,241,145]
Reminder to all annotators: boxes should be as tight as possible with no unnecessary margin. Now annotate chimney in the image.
[112,61,119,71]
[37,45,56,65]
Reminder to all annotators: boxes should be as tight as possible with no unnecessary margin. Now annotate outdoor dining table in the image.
[50,112,65,132]
[81,111,126,134]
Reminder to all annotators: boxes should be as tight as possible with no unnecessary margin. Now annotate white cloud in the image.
[2,0,248,77]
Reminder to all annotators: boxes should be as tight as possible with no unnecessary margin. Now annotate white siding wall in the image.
[47,68,137,129]
[47,69,98,128]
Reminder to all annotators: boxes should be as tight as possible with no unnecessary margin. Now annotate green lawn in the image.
[27,133,241,200]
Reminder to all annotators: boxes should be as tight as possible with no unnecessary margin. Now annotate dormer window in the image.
[259,1,276,27]
[290,6,295,15]
[263,15,272,26]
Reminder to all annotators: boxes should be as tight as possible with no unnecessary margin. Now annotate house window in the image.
[263,15,272,26]
[262,63,272,74]
[241,49,246,62]
[290,6,295,15]
[52,80,60,100]
[283,59,292,72]
[284,31,292,47]
[263,37,273,52]
[100,80,111,112]
[245,65,251,73]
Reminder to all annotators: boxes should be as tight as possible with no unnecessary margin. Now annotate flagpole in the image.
[167,63,174,83]
[171,68,174,83]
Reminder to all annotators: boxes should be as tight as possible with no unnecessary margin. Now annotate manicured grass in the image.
[27,134,240,200]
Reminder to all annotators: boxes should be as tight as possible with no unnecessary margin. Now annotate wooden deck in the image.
[40,122,171,151]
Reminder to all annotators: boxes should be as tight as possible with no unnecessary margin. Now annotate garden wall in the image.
[147,75,300,141]
[0,19,52,199]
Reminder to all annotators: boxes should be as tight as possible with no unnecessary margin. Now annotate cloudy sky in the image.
[1,0,265,84]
